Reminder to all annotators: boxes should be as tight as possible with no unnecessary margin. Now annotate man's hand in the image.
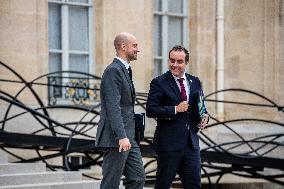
[118,138,131,152]
[176,101,189,113]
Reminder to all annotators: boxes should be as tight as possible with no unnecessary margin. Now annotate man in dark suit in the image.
[146,45,209,189]
[95,32,145,189]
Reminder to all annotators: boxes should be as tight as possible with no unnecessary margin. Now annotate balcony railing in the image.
[48,75,100,106]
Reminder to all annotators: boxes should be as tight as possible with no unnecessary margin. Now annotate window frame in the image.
[153,0,189,76]
[48,0,94,79]
[48,0,94,105]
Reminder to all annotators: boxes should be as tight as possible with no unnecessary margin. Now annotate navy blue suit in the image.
[146,71,207,189]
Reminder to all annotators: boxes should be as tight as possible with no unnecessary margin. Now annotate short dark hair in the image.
[168,45,189,62]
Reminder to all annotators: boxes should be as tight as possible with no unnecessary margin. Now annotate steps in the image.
[0,152,100,189]
[0,151,154,189]
[0,172,82,186]
[0,163,46,175]
[0,181,99,189]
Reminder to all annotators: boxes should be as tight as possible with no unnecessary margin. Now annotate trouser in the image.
[100,147,145,189]
[155,146,201,189]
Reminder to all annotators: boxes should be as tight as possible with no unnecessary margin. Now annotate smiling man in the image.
[146,45,209,189]
[96,32,145,189]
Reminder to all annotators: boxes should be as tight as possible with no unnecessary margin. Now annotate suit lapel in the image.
[115,58,135,103]
[186,73,197,102]
[166,71,182,101]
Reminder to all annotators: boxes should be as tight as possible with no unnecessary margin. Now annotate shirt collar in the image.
[116,56,130,70]
[172,73,186,81]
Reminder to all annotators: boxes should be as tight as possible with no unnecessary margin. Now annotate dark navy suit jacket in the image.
[146,71,206,151]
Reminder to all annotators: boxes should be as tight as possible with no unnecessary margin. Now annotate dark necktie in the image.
[177,78,187,101]
[127,67,135,102]
[128,67,132,81]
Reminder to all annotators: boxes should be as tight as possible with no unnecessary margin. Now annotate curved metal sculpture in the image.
[199,89,284,186]
[0,61,283,187]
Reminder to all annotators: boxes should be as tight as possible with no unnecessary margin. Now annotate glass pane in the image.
[48,53,62,97]
[68,0,89,3]
[168,0,183,14]
[49,53,62,73]
[69,54,89,74]
[154,59,162,77]
[154,15,162,56]
[168,17,183,49]
[69,6,89,51]
[48,3,61,50]
[154,0,162,11]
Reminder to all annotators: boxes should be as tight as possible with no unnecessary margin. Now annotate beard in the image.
[127,53,137,61]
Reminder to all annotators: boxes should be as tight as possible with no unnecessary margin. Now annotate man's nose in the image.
[172,61,178,66]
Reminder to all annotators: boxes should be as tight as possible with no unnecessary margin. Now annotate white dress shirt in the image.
[116,56,130,71]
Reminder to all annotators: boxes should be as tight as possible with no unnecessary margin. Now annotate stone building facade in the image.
[0,0,283,163]
[1,0,283,121]
[0,0,283,185]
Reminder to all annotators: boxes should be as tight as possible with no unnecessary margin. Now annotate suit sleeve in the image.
[102,67,127,140]
[146,78,175,119]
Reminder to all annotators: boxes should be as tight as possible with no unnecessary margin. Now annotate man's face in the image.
[169,50,188,78]
[124,36,140,62]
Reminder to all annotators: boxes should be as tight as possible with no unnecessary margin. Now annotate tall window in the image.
[153,0,188,76]
[48,0,93,103]
[48,0,93,78]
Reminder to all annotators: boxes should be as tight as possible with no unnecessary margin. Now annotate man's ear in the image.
[121,43,126,50]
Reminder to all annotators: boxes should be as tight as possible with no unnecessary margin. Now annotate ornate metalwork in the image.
[48,75,100,106]
[0,60,283,188]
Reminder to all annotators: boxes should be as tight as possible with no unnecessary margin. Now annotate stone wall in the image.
[0,0,48,104]
[189,0,283,122]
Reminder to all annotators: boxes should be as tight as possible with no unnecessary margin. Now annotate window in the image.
[48,0,93,103]
[153,0,188,76]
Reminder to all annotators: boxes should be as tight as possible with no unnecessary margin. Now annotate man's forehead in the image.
[170,51,185,57]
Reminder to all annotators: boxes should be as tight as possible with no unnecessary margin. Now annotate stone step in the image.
[0,171,82,186]
[0,163,45,175]
[0,180,100,189]
[200,182,284,189]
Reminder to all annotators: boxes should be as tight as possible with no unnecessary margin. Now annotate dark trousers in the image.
[100,147,145,189]
[154,146,201,189]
